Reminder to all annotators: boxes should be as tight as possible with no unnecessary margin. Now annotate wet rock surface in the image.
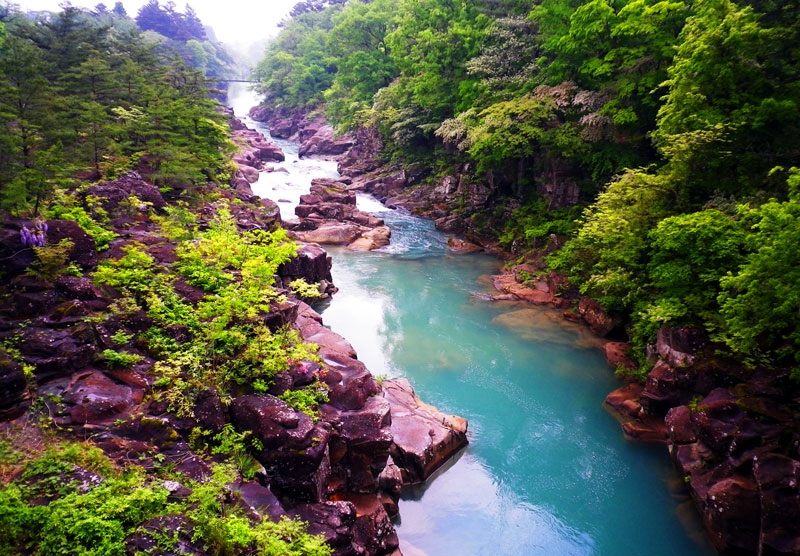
[382,378,468,484]
[288,180,391,251]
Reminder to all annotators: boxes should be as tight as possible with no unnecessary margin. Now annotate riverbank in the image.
[248,104,800,555]
[0,99,475,555]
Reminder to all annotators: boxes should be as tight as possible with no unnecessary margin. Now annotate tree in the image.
[718,171,800,370]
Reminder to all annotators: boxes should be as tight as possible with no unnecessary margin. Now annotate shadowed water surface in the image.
[227,83,714,556]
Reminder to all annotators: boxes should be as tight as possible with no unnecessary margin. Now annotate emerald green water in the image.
[227,83,714,556]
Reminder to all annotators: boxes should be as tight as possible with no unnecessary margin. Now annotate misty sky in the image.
[15,0,299,45]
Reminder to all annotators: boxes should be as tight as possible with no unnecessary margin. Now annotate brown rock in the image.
[491,273,553,304]
[86,172,165,213]
[382,378,468,484]
[296,222,364,245]
[352,498,400,555]
[665,405,697,444]
[237,163,259,183]
[323,396,393,493]
[639,360,681,414]
[64,371,142,425]
[754,454,800,555]
[290,501,357,554]
[604,383,643,418]
[299,125,354,158]
[18,327,97,382]
[348,226,391,252]
[656,326,709,367]
[317,351,380,411]
[0,351,28,419]
[230,394,331,501]
[270,118,296,138]
[621,417,668,443]
[278,243,334,285]
[193,388,226,433]
[231,481,286,523]
[46,219,98,267]
[577,297,616,337]
[447,238,482,253]
[702,475,760,554]
[604,342,637,371]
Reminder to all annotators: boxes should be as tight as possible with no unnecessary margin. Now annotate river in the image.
[227,83,714,556]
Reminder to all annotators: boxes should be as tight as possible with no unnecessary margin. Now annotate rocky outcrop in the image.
[228,114,285,191]
[86,172,166,214]
[599,323,800,554]
[277,242,338,299]
[299,124,355,159]
[663,384,800,555]
[287,180,390,251]
[382,378,468,484]
[231,394,332,502]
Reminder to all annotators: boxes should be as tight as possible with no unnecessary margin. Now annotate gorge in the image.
[229,83,714,556]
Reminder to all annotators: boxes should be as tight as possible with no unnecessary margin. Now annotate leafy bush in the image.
[289,278,322,300]
[279,380,329,421]
[0,446,330,556]
[45,202,117,250]
[26,239,81,282]
[101,349,143,369]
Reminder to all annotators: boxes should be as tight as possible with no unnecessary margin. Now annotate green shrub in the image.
[289,278,322,300]
[101,349,143,369]
[26,239,81,282]
[45,202,117,250]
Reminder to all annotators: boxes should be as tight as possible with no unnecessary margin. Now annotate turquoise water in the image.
[227,84,715,556]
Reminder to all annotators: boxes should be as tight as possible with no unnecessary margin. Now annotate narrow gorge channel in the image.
[227,83,715,556]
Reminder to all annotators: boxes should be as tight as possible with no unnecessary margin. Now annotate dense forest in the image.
[0,3,236,215]
[254,0,800,377]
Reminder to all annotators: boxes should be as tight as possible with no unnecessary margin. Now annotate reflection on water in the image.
[227,82,714,556]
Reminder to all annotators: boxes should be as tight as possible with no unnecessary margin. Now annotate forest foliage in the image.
[0,3,235,215]
[256,0,800,374]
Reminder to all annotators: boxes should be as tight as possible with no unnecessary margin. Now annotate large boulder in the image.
[491,272,553,304]
[270,118,296,138]
[639,360,681,414]
[700,475,761,554]
[348,226,391,252]
[382,378,468,484]
[46,219,98,267]
[604,342,637,372]
[296,222,364,245]
[230,394,331,502]
[290,501,357,555]
[299,125,354,158]
[63,371,143,426]
[656,326,709,367]
[323,396,393,493]
[316,351,380,411]
[248,105,272,122]
[86,173,165,213]
[278,243,333,286]
[577,297,617,337]
[17,327,97,383]
[230,480,286,523]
